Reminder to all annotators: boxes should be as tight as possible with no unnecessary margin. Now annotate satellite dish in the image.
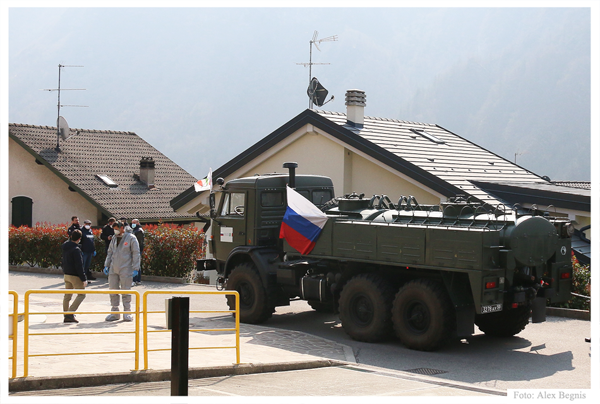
[57,116,71,140]
[307,77,329,107]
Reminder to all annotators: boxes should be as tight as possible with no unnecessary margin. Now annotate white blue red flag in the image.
[279,186,328,255]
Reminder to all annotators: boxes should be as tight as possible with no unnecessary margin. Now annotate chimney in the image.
[139,157,155,188]
[345,89,366,128]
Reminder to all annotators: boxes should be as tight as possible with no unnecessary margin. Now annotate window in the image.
[295,189,332,207]
[410,129,445,144]
[298,190,310,200]
[220,193,230,216]
[261,191,284,207]
[11,196,33,227]
[230,193,245,215]
[312,190,332,206]
[96,174,118,188]
[220,192,245,216]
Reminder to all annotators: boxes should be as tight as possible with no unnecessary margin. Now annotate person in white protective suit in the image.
[103,221,140,321]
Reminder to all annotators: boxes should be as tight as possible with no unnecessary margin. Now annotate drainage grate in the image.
[404,368,448,376]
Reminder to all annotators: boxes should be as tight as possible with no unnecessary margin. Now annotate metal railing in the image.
[9,291,18,379]
[9,289,240,378]
[23,289,141,377]
[142,290,240,370]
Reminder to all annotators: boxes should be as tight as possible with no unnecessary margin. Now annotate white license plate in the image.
[481,304,503,314]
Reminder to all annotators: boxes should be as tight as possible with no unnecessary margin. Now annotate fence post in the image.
[170,297,189,396]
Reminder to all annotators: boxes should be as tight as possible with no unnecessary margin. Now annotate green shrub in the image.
[9,223,68,268]
[552,253,591,311]
[9,222,205,279]
[142,223,205,279]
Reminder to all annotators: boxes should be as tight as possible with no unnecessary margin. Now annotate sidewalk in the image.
[8,269,505,397]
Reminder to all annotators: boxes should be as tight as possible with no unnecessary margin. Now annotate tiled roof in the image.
[471,180,590,212]
[551,181,591,190]
[315,110,545,207]
[10,123,198,221]
[171,109,586,213]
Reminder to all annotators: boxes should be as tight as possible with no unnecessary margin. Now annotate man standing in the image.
[104,221,140,322]
[131,218,144,286]
[67,216,80,237]
[62,229,87,323]
[80,219,97,281]
[100,217,116,254]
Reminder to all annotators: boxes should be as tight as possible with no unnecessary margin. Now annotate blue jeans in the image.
[133,253,142,282]
[82,252,93,277]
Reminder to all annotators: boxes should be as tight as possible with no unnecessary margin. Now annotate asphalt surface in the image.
[5,268,592,399]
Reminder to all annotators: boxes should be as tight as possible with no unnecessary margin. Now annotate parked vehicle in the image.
[198,163,573,351]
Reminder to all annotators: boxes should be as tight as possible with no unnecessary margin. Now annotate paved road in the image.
[8,270,592,392]
[267,299,592,391]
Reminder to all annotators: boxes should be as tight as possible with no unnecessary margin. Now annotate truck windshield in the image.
[220,192,246,216]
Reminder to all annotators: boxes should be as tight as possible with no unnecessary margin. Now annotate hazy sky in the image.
[4,2,599,185]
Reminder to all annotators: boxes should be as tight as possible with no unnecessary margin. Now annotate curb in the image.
[8,359,343,392]
[545,306,590,321]
[9,265,190,285]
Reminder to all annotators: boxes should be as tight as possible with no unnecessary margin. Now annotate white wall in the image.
[232,125,442,204]
[9,138,99,226]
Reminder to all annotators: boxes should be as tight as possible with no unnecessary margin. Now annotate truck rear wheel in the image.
[338,273,395,342]
[392,279,455,351]
[475,306,530,337]
[226,263,274,324]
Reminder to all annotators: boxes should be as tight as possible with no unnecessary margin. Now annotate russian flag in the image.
[279,186,328,255]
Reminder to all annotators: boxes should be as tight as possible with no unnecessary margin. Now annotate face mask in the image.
[131,224,137,228]
[114,229,121,235]
[84,225,91,229]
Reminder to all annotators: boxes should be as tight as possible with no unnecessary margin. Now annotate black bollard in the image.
[170,297,189,396]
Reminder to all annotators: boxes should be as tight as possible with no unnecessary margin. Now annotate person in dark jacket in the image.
[100,217,116,254]
[67,216,80,237]
[131,219,144,286]
[80,219,97,281]
[62,229,88,323]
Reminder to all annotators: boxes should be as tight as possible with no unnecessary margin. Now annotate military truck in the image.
[198,163,574,351]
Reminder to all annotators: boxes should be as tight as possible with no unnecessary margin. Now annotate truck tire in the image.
[392,279,455,351]
[338,273,395,342]
[475,306,530,337]
[226,263,274,324]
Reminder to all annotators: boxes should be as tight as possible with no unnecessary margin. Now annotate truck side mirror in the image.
[209,193,216,219]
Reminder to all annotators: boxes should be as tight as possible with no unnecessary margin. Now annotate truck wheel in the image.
[475,306,530,337]
[392,279,456,351]
[338,273,395,342]
[226,263,274,324]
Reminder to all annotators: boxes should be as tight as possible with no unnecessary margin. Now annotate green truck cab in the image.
[202,163,573,351]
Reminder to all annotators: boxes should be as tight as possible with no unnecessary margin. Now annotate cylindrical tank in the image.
[501,216,558,266]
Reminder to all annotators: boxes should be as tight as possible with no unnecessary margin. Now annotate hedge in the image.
[550,253,591,311]
[9,222,206,280]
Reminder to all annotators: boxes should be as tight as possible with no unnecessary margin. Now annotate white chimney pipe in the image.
[345,89,366,128]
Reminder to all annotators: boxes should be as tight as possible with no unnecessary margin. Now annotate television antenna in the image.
[296,31,338,108]
[514,150,526,164]
[42,64,87,152]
